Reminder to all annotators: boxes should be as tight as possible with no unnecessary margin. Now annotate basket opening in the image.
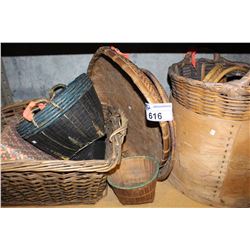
[226,74,245,82]
[179,59,248,83]
[108,157,159,189]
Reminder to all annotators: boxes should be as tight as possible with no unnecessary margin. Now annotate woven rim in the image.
[168,53,250,98]
[1,100,128,173]
[141,69,176,180]
[107,156,159,190]
[87,46,172,179]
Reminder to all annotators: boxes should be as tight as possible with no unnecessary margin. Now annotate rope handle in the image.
[22,99,49,122]
[49,84,66,100]
[22,83,65,124]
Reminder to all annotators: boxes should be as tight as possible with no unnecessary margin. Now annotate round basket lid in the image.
[87,46,172,179]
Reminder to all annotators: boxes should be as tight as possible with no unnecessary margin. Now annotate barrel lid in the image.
[87,46,172,178]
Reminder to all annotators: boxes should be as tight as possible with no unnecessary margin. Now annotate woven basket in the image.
[16,73,105,160]
[88,46,175,181]
[107,156,159,205]
[168,53,250,207]
[1,101,127,206]
[168,53,250,121]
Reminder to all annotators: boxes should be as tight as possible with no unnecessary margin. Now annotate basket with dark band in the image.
[1,101,128,206]
[16,73,105,160]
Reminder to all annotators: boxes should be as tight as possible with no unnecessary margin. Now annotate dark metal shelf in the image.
[1,43,250,57]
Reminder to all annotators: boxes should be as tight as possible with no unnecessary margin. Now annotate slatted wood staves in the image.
[168,53,250,207]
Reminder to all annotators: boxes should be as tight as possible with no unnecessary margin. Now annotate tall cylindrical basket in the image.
[168,53,250,207]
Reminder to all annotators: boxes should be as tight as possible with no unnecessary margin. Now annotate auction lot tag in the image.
[145,103,173,122]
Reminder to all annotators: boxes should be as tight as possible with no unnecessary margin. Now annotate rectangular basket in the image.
[1,101,127,206]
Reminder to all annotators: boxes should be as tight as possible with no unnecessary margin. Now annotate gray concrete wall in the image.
[2,53,250,102]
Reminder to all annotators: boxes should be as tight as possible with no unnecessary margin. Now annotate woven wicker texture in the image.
[88,46,173,180]
[1,102,128,206]
[169,97,250,207]
[108,156,159,205]
[16,74,105,159]
[168,53,250,121]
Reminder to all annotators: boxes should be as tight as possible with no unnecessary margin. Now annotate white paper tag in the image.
[145,103,173,122]
[209,129,216,136]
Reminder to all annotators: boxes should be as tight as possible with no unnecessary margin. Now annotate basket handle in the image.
[22,84,65,125]
[203,64,224,82]
[212,66,249,83]
[49,84,66,100]
[22,99,49,124]
[106,109,128,172]
[141,69,176,181]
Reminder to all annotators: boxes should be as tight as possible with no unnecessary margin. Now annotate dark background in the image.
[1,43,250,57]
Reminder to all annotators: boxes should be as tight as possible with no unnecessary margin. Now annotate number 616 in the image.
[148,112,162,120]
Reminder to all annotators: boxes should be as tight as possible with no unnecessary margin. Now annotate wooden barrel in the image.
[169,97,250,207]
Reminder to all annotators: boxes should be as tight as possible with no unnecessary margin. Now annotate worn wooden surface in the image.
[169,98,250,207]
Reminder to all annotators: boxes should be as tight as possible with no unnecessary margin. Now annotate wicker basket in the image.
[16,73,105,160]
[168,53,250,121]
[168,53,250,207]
[107,156,159,205]
[88,46,175,181]
[1,101,127,206]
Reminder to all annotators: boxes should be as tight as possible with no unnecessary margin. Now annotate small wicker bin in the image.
[1,101,127,206]
[107,156,159,205]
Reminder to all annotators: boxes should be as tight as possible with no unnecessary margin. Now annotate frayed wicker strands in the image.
[107,156,159,205]
[1,101,128,206]
[168,53,250,207]
[168,53,250,121]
